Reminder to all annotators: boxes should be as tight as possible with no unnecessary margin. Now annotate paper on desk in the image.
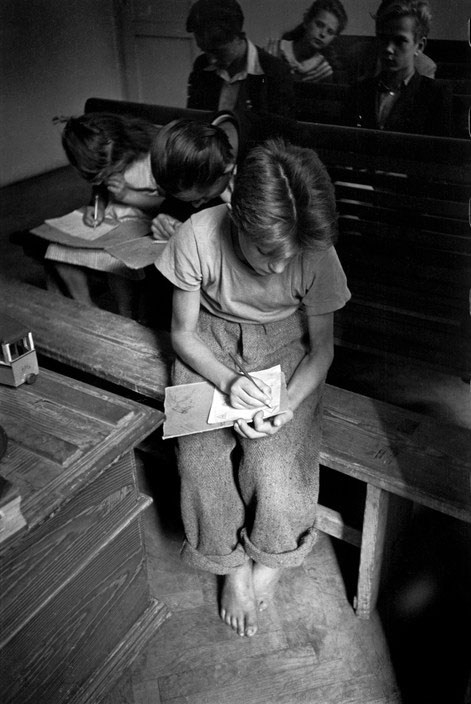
[106,238,167,270]
[207,365,282,424]
[45,210,118,241]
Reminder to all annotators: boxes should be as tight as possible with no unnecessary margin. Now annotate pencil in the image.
[93,194,99,230]
[229,352,271,400]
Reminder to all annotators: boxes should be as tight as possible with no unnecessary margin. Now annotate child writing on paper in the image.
[155,139,350,637]
[47,113,164,316]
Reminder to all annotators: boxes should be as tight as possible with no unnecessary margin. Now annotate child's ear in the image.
[415,36,426,55]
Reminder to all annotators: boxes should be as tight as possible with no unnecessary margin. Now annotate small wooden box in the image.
[0,369,170,703]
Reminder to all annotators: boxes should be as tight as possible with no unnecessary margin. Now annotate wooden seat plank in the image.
[0,278,172,402]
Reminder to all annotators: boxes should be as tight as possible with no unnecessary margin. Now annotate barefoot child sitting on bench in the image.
[155,139,351,637]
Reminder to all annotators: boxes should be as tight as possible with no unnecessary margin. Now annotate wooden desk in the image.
[0,369,169,704]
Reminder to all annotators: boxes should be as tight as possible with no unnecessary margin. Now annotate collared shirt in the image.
[376,69,415,129]
[204,39,264,111]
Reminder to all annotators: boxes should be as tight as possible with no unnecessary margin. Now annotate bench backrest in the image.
[83,99,471,377]
[85,98,212,126]
[293,121,471,376]
[292,81,469,138]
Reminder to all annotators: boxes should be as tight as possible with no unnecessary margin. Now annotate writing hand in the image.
[83,203,105,227]
[234,408,294,438]
[229,374,272,410]
[151,213,181,240]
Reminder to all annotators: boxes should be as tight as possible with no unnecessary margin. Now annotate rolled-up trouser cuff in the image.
[240,526,318,569]
[180,539,251,575]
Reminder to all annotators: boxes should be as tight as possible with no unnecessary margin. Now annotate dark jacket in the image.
[344,72,452,137]
[187,46,295,119]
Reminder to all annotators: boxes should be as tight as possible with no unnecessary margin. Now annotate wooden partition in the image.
[292,123,471,376]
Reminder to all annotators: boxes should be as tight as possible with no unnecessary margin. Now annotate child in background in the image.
[155,139,350,637]
[344,0,452,135]
[356,0,437,81]
[266,0,348,83]
[47,113,163,317]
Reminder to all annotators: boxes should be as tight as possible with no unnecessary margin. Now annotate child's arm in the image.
[106,174,165,213]
[286,311,334,409]
[235,312,334,439]
[171,288,271,409]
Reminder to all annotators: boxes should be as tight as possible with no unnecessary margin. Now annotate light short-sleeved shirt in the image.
[155,205,350,324]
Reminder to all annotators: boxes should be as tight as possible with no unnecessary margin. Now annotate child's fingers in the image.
[105,174,125,186]
[83,206,104,227]
[233,417,261,439]
[151,214,179,240]
[234,409,293,439]
[232,377,271,408]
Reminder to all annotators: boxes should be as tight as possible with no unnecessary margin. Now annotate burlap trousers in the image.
[173,309,323,574]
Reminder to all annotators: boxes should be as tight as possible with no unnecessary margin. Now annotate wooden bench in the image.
[80,100,471,379]
[292,80,469,138]
[2,276,470,619]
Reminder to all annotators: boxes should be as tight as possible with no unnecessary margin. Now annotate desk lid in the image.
[0,368,163,537]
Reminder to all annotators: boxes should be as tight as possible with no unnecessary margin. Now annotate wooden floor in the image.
[99,449,401,704]
[2,167,471,704]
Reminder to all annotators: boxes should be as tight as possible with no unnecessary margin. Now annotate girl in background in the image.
[266,0,348,83]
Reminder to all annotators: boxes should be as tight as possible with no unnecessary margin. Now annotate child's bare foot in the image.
[253,563,282,611]
[220,561,258,637]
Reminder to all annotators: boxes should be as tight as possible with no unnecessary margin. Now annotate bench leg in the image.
[354,484,389,619]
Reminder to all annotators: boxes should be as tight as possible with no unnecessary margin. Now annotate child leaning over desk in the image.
[155,139,351,638]
[47,113,164,317]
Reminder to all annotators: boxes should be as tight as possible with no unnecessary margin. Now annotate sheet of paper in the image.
[45,210,118,241]
[107,238,167,270]
[207,365,282,424]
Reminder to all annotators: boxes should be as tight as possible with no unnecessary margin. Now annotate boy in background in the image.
[186,0,295,119]
[344,1,451,135]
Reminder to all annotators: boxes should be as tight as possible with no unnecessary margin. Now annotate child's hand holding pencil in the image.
[83,194,105,228]
[228,353,273,410]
